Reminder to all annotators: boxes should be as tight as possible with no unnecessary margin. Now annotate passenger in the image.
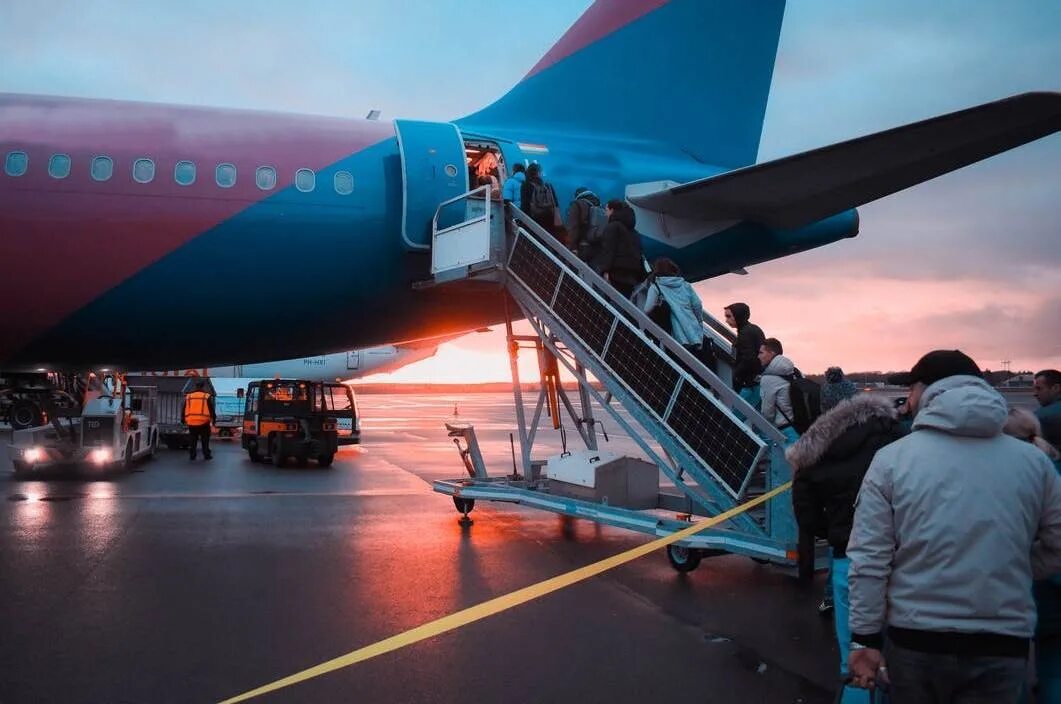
[786,394,905,704]
[1004,407,1061,704]
[846,350,1061,701]
[821,366,859,413]
[641,257,705,357]
[501,163,525,204]
[723,303,765,407]
[1034,369,1061,450]
[565,187,605,260]
[1005,406,1061,468]
[595,199,644,298]
[758,338,800,445]
[182,380,216,461]
[519,163,561,235]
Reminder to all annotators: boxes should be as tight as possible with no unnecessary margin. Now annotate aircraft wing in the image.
[630,92,1061,230]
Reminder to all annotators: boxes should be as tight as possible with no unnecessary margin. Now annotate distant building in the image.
[998,373,1034,389]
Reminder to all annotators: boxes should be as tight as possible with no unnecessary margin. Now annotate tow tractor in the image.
[8,378,159,475]
[241,379,356,467]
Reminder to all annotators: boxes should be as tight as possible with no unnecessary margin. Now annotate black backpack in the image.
[528,180,557,220]
[780,369,822,434]
[582,201,608,244]
[647,278,672,334]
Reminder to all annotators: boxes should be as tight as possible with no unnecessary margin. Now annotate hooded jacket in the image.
[594,206,643,285]
[848,375,1061,653]
[501,171,525,203]
[787,395,903,557]
[642,275,705,347]
[725,303,764,390]
[759,354,796,428]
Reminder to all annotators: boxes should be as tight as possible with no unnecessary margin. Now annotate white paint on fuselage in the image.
[137,343,437,383]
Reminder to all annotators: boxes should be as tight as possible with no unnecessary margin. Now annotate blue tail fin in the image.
[461,0,786,169]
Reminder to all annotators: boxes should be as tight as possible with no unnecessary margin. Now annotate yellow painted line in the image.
[219,481,792,703]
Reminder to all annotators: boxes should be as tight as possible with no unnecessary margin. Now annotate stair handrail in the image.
[502,204,785,445]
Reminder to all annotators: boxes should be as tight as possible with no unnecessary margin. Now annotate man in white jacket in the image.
[758,337,799,445]
[846,350,1061,702]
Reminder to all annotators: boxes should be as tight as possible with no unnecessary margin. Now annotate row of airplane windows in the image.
[2,150,354,195]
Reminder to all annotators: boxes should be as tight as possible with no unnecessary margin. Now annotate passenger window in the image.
[91,156,113,181]
[255,166,277,191]
[4,151,28,176]
[174,160,196,186]
[334,170,353,195]
[295,168,315,193]
[132,158,155,184]
[216,162,236,188]
[48,153,72,179]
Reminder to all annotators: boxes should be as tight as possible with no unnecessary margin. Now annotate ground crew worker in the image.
[182,380,216,460]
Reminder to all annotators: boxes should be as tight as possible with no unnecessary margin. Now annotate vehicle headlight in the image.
[90,448,112,465]
[23,447,43,463]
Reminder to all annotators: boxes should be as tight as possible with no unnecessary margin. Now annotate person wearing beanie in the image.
[821,366,859,413]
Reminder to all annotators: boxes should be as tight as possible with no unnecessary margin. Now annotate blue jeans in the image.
[780,425,800,446]
[831,557,865,703]
[738,385,761,411]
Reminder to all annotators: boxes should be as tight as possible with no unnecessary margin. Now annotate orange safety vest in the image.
[184,391,212,426]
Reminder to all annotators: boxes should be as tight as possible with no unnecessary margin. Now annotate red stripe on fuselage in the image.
[524,0,669,80]
[0,94,394,363]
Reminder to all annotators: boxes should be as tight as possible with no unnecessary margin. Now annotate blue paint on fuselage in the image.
[14,120,856,370]
[464,0,785,170]
[15,138,506,368]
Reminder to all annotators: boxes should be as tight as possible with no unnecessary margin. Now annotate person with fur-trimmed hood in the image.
[786,394,905,704]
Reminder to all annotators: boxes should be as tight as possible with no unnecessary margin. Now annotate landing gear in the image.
[666,544,703,573]
[317,453,334,467]
[454,496,475,525]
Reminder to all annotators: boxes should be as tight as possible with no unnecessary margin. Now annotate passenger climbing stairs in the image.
[425,187,803,570]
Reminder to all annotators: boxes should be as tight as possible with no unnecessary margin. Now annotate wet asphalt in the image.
[0,393,849,704]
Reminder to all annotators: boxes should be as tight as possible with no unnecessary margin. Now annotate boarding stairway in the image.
[426,187,798,560]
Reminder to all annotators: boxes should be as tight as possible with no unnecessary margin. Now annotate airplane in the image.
[135,337,461,383]
[1,0,1059,373]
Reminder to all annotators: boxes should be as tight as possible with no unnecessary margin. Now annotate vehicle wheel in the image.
[317,453,334,467]
[271,439,286,467]
[124,440,135,472]
[666,544,702,573]
[247,447,261,463]
[9,401,42,431]
[453,497,475,514]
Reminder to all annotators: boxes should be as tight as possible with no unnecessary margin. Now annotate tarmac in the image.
[0,391,943,703]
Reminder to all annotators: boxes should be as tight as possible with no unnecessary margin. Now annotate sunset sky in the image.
[2,1,1058,383]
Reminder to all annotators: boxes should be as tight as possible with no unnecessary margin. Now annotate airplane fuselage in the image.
[0,93,856,371]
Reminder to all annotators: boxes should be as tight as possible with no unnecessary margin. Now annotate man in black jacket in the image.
[724,302,765,405]
[594,199,644,298]
[786,395,905,704]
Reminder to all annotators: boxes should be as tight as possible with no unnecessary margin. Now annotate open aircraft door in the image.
[395,120,469,251]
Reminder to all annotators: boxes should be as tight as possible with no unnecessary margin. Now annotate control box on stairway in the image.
[544,449,659,509]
